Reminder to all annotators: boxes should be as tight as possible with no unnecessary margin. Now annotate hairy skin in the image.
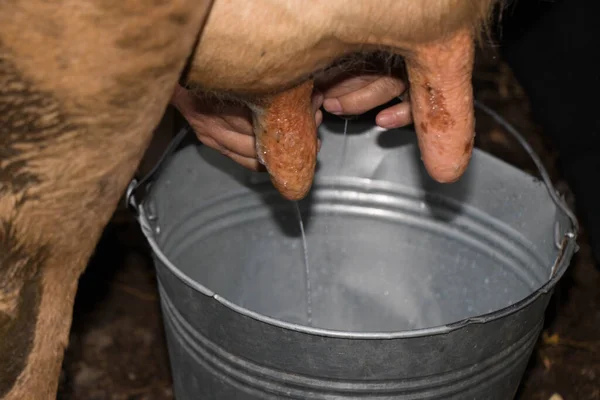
[0,1,214,398]
[0,0,498,398]
[189,0,495,93]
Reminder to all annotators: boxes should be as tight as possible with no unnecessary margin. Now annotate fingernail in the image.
[376,112,394,128]
[323,98,343,115]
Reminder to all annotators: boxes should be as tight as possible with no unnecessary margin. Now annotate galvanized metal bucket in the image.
[127,101,578,399]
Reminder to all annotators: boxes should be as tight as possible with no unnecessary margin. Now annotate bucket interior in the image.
[146,116,570,333]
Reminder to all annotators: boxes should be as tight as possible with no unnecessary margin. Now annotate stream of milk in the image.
[294,117,350,327]
[294,201,312,326]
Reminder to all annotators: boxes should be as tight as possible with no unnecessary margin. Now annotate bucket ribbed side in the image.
[141,119,576,399]
[159,281,541,399]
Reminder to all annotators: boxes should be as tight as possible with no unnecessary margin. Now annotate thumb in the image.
[405,28,476,183]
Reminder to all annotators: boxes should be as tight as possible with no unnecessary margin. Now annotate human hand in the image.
[315,66,412,129]
[171,84,325,171]
[315,51,475,185]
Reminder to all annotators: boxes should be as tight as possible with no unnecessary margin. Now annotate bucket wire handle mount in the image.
[474,100,579,278]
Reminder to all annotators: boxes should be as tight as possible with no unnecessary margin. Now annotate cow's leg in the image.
[0,1,213,398]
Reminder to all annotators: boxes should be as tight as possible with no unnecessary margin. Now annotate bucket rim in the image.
[136,200,577,339]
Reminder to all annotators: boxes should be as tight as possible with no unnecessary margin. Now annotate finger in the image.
[215,105,255,136]
[405,28,476,183]
[225,151,264,171]
[312,91,324,113]
[198,134,262,171]
[197,123,256,158]
[215,128,257,158]
[198,104,254,138]
[323,76,406,116]
[320,75,379,106]
[376,102,412,129]
[315,109,323,127]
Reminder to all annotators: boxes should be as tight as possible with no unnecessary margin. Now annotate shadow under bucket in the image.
[129,102,578,399]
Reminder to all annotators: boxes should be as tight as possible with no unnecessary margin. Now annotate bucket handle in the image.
[126,100,580,279]
[472,100,579,278]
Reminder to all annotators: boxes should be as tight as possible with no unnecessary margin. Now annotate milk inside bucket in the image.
[127,101,578,399]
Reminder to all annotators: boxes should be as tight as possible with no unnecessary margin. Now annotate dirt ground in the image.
[57,48,600,399]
